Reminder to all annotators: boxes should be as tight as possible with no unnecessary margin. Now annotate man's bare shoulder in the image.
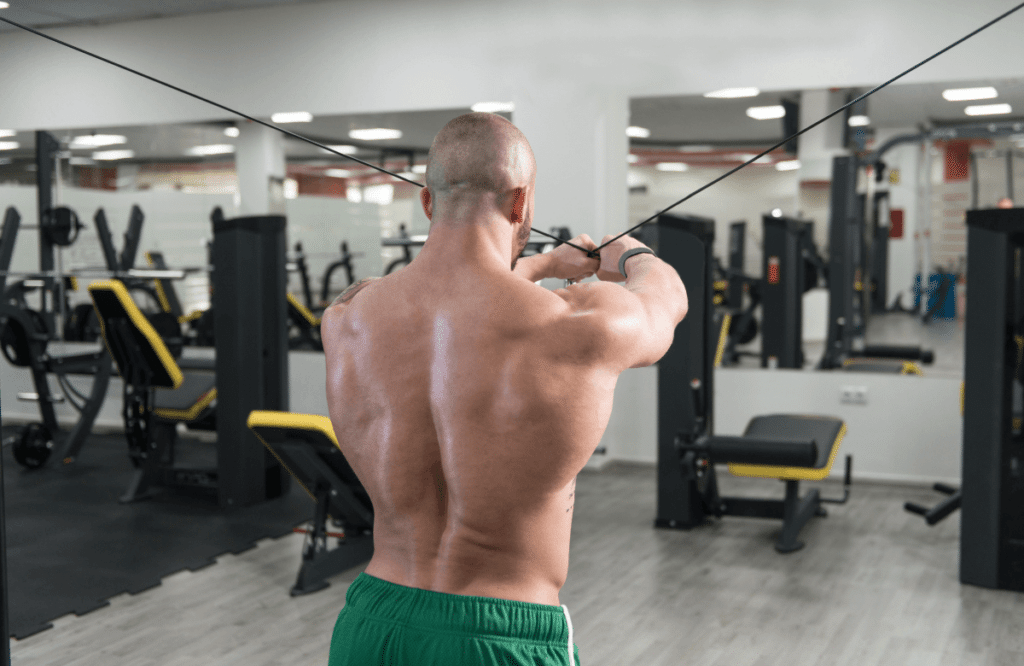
[320,277,380,339]
[330,277,380,308]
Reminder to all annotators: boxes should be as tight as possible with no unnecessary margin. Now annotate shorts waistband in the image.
[345,572,571,644]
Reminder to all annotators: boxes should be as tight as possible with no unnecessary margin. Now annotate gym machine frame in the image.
[957,207,1024,591]
[817,156,934,370]
[645,213,851,553]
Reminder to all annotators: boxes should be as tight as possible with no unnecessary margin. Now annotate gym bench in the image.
[89,279,219,503]
[247,411,374,596]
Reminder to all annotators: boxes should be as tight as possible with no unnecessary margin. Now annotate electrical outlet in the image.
[840,385,868,405]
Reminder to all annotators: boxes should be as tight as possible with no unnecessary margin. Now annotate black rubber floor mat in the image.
[1,425,314,639]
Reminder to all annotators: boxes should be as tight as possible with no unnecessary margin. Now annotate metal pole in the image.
[1007,150,1015,203]
[0,401,11,665]
[970,151,979,210]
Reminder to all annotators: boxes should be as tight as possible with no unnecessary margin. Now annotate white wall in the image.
[0,352,962,486]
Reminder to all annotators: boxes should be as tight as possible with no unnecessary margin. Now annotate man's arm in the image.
[512,252,555,282]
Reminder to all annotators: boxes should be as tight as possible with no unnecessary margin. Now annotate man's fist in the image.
[547,234,600,282]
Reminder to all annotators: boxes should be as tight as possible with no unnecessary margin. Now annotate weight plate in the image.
[13,422,53,469]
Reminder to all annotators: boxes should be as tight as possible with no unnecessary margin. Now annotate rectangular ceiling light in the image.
[0,3,10,9]
[92,149,134,160]
[942,86,998,102]
[627,154,639,164]
[848,115,870,127]
[775,160,801,171]
[348,128,402,141]
[325,169,353,178]
[0,141,19,151]
[271,111,314,124]
[326,145,357,154]
[0,130,15,138]
[71,134,126,148]
[704,87,760,99]
[224,127,240,138]
[412,164,427,174]
[655,162,688,172]
[186,144,235,156]
[965,103,1012,116]
[626,126,650,138]
[471,102,515,113]
[746,105,786,120]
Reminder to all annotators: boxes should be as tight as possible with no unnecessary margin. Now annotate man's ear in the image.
[420,187,433,221]
[509,187,527,225]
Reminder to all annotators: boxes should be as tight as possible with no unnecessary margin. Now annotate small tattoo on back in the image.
[331,277,377,307]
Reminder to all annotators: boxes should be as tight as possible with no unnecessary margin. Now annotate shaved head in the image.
[426,113,536,207]
[422,113,537,269]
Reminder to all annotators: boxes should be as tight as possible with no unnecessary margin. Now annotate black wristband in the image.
[618,248,656,279]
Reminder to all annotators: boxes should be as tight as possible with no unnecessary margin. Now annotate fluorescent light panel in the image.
[93,149,134,160]
[746,105,786,120]
[626,126,650,138]
[942,86,998,102]
[655,163,688,172]
[965,103,1012,116]
[0,130,15,138]
[848,115,870,127]
[627,154,639,164]
[412,164,427,174]
[326,145,357,154]
[348,128,402,141]
[776,160,801,171]
[0,3,10,9]
[704,87,759,99]
[224,127,240,138]
[272,111,313,123]
[186,144,235,156]
[471,102,515,113]
[325,169,353,178]
[0,141,18,151]
[70,134,126,148]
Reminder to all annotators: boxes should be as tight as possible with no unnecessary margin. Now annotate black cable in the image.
[0,15,419,184]
[593,0,1024,253]
[0,16,596,258]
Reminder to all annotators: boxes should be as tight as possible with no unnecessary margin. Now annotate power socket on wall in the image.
[840,385,868,405]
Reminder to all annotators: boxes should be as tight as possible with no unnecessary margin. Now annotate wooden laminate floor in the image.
[11,462,1022,666]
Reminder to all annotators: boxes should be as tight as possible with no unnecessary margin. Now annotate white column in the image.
[512,85,629,250]
[235,123,286,216]
[795,89,850,248]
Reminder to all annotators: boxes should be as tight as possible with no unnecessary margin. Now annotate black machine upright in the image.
[643,213,851,553]
[959,207,1024,592]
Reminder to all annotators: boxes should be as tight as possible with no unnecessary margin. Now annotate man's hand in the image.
[546,234,600,282]
[595,234,653,282]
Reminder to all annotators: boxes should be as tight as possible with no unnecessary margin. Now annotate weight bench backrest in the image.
[88,280,183,389]
[248,411,373,530]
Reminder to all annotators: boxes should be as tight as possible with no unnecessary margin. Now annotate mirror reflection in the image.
[629,78,1024,377]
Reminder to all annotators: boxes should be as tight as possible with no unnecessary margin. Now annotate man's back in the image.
[322,263,622,607]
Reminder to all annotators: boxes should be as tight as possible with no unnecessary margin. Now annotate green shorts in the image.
[328,572,581,666]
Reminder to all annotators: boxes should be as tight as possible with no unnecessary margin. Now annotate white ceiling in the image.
[630,77,1024,146]
[0,0,311,32]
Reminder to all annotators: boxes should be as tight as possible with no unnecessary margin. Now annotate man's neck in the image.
[416,216,513,274]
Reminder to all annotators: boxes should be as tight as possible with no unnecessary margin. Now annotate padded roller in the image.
[860,344,934,364]
[704,436,818,468]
